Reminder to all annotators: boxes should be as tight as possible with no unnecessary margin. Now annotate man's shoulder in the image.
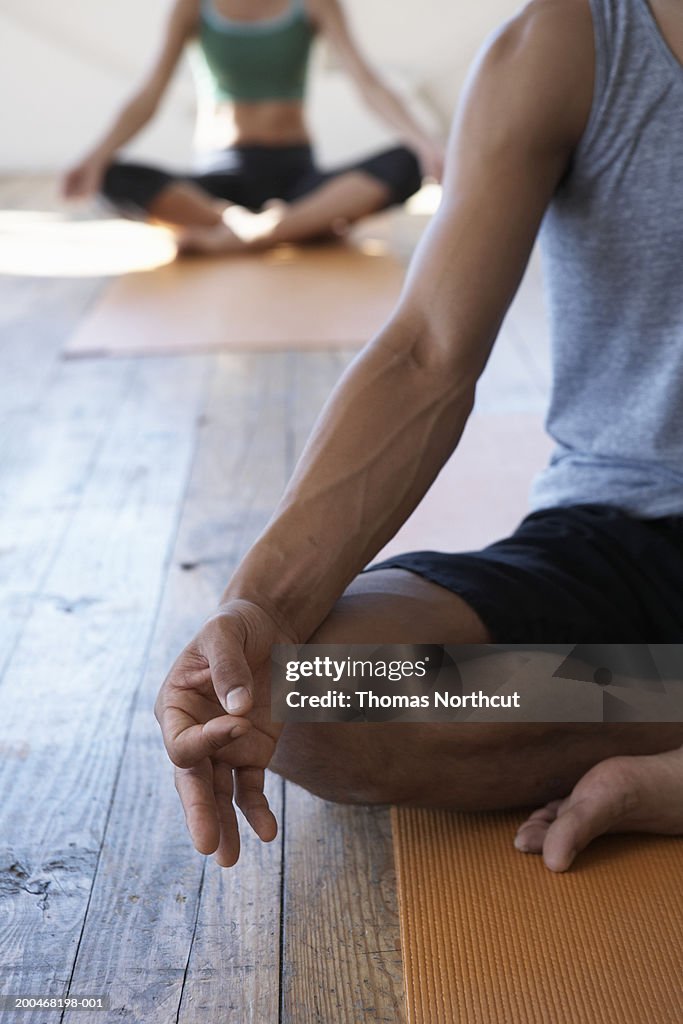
[472,0,594,152]
[490,0,593,65]
[513,0,593,35]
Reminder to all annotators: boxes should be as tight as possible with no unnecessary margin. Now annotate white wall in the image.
[0,0,520,174]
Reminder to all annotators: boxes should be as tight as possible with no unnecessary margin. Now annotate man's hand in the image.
[154,599,294,866]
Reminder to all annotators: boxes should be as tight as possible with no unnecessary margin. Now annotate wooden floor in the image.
[0,178,550,1024]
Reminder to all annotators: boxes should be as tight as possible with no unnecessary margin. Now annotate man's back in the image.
[532,0,683,516]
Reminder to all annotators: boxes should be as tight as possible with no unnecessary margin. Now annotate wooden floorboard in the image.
[281,788,404,1024]
[0,183,113,676]
[61,354,293,1024]
[0,274,104,416]
[0,355,208,1020]
[0,359,139,674]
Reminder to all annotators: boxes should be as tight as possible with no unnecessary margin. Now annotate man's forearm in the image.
[222,313,476,642]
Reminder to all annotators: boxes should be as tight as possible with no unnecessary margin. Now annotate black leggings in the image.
[102,143,422,216]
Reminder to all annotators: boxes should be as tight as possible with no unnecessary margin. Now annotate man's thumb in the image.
[205,637,254,716]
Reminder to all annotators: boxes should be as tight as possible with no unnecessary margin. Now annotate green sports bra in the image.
[191,0,315,103]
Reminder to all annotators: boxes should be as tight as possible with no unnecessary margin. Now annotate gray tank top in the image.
[530,0,683,517]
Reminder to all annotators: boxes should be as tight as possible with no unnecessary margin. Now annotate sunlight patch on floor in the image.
[0,211,177,277]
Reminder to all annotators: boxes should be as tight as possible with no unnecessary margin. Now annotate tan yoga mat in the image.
[393,807,683,1024]
[64,241,405,357]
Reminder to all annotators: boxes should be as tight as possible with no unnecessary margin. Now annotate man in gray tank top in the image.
[156,0,683,879]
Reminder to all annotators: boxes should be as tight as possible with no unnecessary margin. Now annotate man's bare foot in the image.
[514,745,683,872]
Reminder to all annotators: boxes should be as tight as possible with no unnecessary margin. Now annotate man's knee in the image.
[269,720,503,807]
[269,569,491,805]
[306,568,491,646]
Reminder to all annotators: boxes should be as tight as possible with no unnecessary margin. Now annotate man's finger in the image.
[514,799,564,853]
[202,626,254,716]
[175,763,220,855]
[235,767,278,843]
[162,706,250,768]
[212,762,241,868]
[542,793,621,873]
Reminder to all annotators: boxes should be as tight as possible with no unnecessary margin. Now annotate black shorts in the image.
[368,505,683,643]
[101,143,422,215]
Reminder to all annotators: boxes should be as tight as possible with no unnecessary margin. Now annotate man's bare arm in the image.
[223,0,594,643]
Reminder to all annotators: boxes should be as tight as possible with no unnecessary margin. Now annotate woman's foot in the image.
[514,745,683,872]
[176,204,288,255]
[176,219,248,256]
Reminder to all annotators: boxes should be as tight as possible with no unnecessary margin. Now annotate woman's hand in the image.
[62,154,108,199]
[154,599,296,866]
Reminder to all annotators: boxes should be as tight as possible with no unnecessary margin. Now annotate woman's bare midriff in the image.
[194,99,311,149]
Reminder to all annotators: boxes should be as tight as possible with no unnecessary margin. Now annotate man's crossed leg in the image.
[270,568,683,873]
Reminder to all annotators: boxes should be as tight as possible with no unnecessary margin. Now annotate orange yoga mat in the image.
[64,241,405,357]
[393,807,683,1024]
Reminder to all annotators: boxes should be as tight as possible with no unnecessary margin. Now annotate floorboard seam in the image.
[277,778,287,1024]
[175,859,207,1024]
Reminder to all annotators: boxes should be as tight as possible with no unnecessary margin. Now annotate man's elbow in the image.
[409,307,486,380]
[379,309,484,407]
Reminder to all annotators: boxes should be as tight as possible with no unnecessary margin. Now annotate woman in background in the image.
[63,0,444,252]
